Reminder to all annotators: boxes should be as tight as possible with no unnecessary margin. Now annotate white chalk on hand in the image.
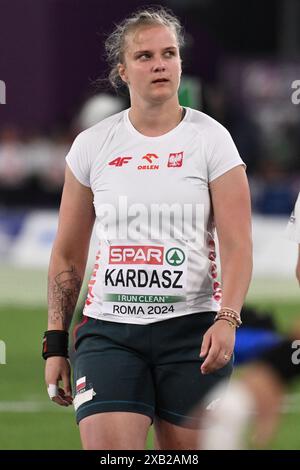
[47,384,59,400]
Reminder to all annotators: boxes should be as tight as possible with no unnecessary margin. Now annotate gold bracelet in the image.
[217,314,242,327]
[219,307,240,316]
[218,307,242,323]
[214,311,242,327]
[216,317,237,329]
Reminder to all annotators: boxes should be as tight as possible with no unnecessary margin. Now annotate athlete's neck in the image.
[128,101,184,137]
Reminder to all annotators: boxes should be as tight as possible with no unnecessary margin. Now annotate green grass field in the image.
[0,298,299,450]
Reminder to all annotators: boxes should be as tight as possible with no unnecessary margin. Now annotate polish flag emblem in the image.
[168,152,184,167]
[76,376,86,393]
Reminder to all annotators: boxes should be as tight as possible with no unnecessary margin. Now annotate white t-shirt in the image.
[66,107,245,324]
[285,192,300,243]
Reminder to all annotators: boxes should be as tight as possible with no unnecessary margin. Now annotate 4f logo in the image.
[109,157,132,167]
[0,80,6,104]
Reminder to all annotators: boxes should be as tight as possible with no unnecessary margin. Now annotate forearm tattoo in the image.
[48,265,82,330]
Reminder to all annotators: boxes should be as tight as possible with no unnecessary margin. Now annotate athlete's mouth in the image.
[152,78,169,84]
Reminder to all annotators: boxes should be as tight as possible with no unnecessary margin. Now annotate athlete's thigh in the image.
[73,318,155,430]
[154,416,201,450]
[80,411,152,450]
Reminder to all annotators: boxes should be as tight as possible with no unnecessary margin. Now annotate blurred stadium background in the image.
[0,0,299,449]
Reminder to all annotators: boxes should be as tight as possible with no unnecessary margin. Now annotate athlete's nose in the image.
[152,59,166,73]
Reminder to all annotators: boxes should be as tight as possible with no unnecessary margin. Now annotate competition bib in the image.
[101,243,187,318]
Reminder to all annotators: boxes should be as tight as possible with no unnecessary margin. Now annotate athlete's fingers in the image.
[211,350,232,372]
[61,371,73,400]
[53,388,72,406]
[52,395,70,407]
[58,387,73,405]
[199,332,211,358]
[63,395,73,404]
[47,384,69,406]
[201,345,220,374]
[47,384,72,406]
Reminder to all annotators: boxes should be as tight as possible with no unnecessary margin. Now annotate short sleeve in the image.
[206,126,246,183]
[65,132,91,187]
[285,193,300,243]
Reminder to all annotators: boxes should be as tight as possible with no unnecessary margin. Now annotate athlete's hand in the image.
[45,356,73,406]
[199,320,235,374]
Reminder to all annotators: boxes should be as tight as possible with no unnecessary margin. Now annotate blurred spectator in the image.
[0,94,125,208]
[0,127,27,187]
[195,325,300,449]
[192,216,300,449]
[73,93,125,132]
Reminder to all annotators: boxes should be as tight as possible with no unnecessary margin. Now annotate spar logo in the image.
[138,153,159,170]
[166,248,185,266]
[109,246,164,264]
[167,151,184,167]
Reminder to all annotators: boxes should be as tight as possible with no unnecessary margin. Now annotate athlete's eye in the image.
[138,53,151,60]
[164,50,176,57]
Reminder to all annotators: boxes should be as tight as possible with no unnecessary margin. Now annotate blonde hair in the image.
[105,6,184,90]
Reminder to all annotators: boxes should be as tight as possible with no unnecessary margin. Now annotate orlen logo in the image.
[109,246,164,264]
[138,153,159,170]
[109,156,132,167]
[168,151,183,167]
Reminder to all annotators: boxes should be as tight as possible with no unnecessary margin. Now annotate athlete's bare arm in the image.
[45,165,95,406]
[200,165,252,374]
[48,165,95,331]
[209,165,252,312]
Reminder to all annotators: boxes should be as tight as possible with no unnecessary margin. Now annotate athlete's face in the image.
[118,25,182,105]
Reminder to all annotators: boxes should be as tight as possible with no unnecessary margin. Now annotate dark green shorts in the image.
[72,312,233,428]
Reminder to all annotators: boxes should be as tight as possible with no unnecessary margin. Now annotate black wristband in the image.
[259,338,300,384]
[42,330,69,360]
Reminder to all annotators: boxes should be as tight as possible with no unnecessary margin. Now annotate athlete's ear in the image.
[118,63,128,84]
